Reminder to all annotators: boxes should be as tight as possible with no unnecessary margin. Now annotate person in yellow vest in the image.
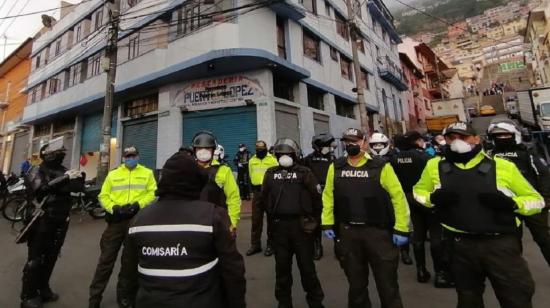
[191,131,241,233]
[247,140,279,256]
[89,146,157,308]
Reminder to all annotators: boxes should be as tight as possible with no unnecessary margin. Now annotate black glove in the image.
[478,192,517,212]
[430,189,460,207]
[119,203,140,219]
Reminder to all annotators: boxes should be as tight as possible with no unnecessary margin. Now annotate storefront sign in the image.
[172,75,265,111]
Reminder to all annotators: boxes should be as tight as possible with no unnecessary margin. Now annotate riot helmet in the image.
[40,136,67,165]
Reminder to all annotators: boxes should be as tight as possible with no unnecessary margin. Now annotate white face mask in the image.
[450,139,473,154]
[196,149,213,162]
[437,140,447,146]
[239,147,245,152]
[278,155,293,168]
[321,147,331,155]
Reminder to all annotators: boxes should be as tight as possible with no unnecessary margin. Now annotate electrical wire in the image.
[0,0,93,21]
[0,0,18,30]
[0,0,31,39]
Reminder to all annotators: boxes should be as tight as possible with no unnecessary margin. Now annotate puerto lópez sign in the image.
[172,75,265,110]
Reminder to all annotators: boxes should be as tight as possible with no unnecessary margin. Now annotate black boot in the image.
[400,246,413,265]
[434,271,454,288]
[246,246,262,256]
[313,238,323,260]
[21,297,42,308]
[264,245,274,257]
[39,288,59,303]
[413,242,431,283]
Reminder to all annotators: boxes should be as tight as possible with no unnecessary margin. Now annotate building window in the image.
[55,40,62,56]
[88,53,102,78]
[49,78,61,95]
[75,24,82,43]
[361,70,369,90]
[303,29,321,62]
[125,95,159,117]
[325,1,330,16]
[340,55,353,81]
[335,97,355,119]
[127,0,139,7]
[40,82,47,99]
[335,12,349,40]
[301,0,317,14]
[307,85,324,110]
[30,88,37,104]
[354,0,362,18]
[273,74,295,101]
[128,33,140,60]
[330,46,338,61]
[277,17,286,59]
[35,55,41,70]
[358,39,365,53]
[94,9,103,31]
[34,123,51,137]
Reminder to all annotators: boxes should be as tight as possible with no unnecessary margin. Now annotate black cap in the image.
[443,122,476,136]
[157,153,208,199]
[238,143,246,148]
[404,131,423,143]
[342,128,365,141]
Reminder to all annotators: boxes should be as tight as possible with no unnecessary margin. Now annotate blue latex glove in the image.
[323,229,336,239]
[392,234,409,246]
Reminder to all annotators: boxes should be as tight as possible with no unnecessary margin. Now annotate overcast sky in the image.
[0,0,80,61]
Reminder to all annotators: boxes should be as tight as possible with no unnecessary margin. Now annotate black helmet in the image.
[192,131,217,148]
[273,138,300,155]
[312,133,335,151]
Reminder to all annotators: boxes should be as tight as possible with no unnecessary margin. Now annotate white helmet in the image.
[487,120,521,144]
[368,133,390,156]
[214,144,225,161]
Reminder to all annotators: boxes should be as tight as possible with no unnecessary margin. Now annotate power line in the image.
[0,0,8,14]
[0,0,93,21]
[0,0,31,38]
[0,0,18,30]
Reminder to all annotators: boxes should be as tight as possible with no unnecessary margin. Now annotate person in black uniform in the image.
[303,133,336,261]
[488,120,550,265]
[390,131,452,288]
[20,137,84,308]
[126,153,246,308]
[263,138,325,308]
[234,143,252,200]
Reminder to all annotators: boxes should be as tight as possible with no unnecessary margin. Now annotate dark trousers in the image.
[237,168,250,199]
[337,225,403,308]
[21,216,69,300]
[451,234,535,308]
[89,220,138,305]
[250,186,270,249]
[272,218,324,308]
[521,210,550,266]
[409,199,445,272]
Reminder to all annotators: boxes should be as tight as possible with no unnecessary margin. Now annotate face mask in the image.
[493,138,516,150]
[450,139,473,154]
[437,140,447,146]
[124,158,138,169]
[321,147,331,155]
[346,143,361,157]
[239,147,245,152]
[196,149,213,162]
[445,144,482,164]
[256,149,268,159]
[278,155,293,168]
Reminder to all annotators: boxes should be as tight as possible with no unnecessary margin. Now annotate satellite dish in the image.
[42,15,54,28]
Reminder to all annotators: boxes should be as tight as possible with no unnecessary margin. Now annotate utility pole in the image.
[97,1,120,183]
[345,0,370,135]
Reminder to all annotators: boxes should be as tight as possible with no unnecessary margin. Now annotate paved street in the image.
[1,214,549,308]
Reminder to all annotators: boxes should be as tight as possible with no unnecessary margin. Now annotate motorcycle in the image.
[70,179,106,219]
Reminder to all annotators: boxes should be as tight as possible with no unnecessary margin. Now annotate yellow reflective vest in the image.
[99,164,157,214]
[208,160,241,228]
[249,154,279,186]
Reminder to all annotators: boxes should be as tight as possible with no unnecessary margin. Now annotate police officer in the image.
[322,128,411,308]
[263,138,324,308]
[126,153,246,308]
[487,119,550,266]
[192,131,241,233]
[303,133,336,260]
[247,140,279,256]
[234,143,252,200]
[20,137,84,308]
[369,133,413,266]
[432,134,447,156]
[89,146,157,308]
[413,122,545,308]
[391,131,452,287]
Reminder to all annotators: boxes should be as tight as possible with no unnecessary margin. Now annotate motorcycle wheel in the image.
[2,197,27,222]
[88,203,106,219]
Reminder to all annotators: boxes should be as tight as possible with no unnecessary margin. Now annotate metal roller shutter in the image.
[9,132,30,174]
[81,112,118,153]
[313,113,330,135]
[123,116,158,170]
[182,106,257,171]
[62,133,74,167]
[275,103,300,145]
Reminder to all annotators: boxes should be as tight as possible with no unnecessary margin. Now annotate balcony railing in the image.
[378,57,408,91]
[270,0,306,21]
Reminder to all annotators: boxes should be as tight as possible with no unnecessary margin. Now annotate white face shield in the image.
[42,136,66,155]
[488,122,521,145]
